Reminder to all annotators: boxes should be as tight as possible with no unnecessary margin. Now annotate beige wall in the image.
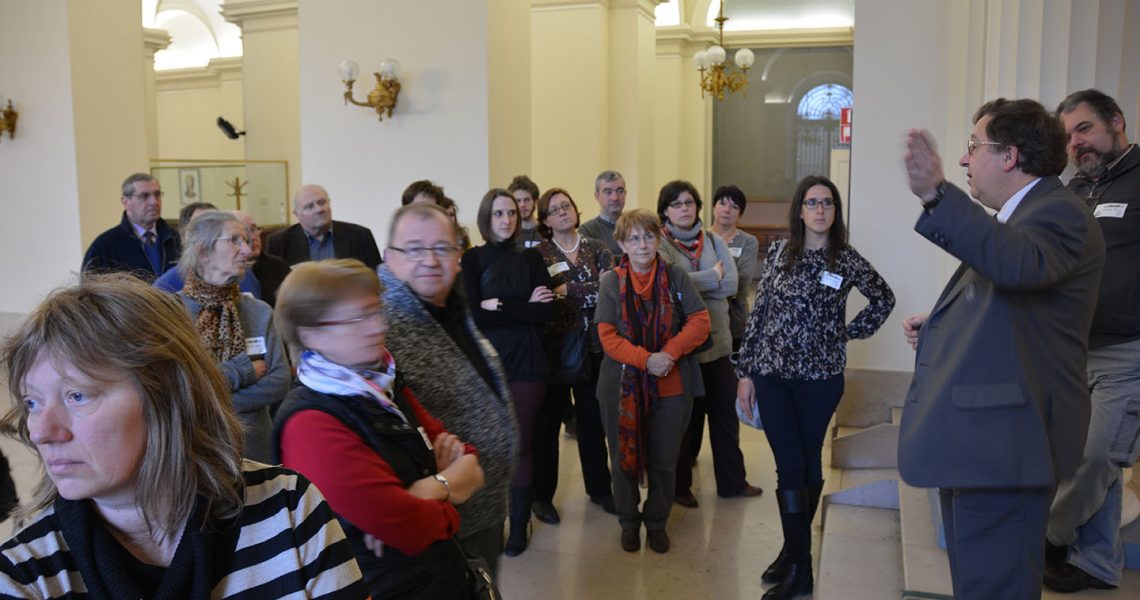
[239,23,301,209]
[298,0,492,246]
[488,0,532,189]
[155,59,246,161]
[68,0,151,248]
[0,0,85,313]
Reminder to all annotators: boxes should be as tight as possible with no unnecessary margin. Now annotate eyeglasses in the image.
[967,138,1004,156]
[315,309,385,328]
[803,198,835,210]
[130,191,163,201]
[388,244,460,261]
[668,199,697,210]
[547,203,575,215]
[624,233,657,246]
[215,234,252,248]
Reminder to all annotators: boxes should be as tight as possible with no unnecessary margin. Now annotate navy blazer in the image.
[265,220,382,269]
[898,177,1105,489]
[82,212,181,283]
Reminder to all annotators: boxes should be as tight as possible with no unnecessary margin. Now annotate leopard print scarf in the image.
[183,275,246,362]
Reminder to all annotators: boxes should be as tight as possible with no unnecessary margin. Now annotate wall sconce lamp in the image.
[339,59,402,122]
[0,99,17,142]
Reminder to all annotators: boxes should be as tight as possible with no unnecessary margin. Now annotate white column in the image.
[143,28,172,160]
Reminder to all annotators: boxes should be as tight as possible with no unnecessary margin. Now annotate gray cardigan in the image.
[724,230,760,340]
[378,265,519,539]
[595,262,708,404]
[659,227,738,363]
[177,292,290,463]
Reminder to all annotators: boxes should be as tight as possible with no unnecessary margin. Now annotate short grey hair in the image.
[121,173,158,198]
[293,183,331,210]
[387,202,458,247]
[178,210,241,279]
[595,170,624,193]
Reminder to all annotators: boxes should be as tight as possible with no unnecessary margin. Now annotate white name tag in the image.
[820,271,843,289]
[1094,203,1127,219]
[525,240,541,248]
[417,426,433,450]
[547,261,570,276]
[730,247,743,258]
[245,336,267,356]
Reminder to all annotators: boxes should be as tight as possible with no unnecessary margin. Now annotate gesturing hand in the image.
[904,129,946,204]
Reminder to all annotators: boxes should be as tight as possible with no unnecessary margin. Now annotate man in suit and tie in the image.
[265,183,382,269]
[898,98,1106,599]
[82,173,181,282]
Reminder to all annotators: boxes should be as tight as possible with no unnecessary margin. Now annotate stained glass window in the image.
[796,83,852,120]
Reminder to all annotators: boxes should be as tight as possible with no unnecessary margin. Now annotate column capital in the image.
[221,0,298,32]
[143,28,172,59]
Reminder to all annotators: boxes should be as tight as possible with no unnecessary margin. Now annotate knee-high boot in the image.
[505,486,533,557]
[762,481,824,583]
[763,488,813,600]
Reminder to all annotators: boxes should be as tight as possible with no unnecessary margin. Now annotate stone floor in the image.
[0,407,1137,599]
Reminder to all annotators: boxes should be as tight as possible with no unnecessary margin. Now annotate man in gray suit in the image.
[899,98,1106,600]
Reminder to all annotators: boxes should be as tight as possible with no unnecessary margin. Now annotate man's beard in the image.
[1075,146,1121,180]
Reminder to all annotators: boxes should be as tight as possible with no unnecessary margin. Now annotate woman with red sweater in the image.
[272,259,486,599]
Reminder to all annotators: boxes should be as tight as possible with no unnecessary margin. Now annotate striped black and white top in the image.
[0,462,367,599]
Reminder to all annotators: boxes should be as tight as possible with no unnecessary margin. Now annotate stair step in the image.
[898,480,953,599]
[816,503,903,600]
[831,423,899,469]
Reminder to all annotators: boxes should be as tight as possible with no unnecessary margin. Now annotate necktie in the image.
[143,231,161,274]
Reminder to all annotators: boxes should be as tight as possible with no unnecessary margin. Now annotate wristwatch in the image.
[433,473,451,501]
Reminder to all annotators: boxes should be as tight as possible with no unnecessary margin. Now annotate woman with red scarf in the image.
[595,209,711,554]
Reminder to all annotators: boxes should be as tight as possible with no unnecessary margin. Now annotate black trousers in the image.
[751,373,843,490]
[675,356,749,496]
[940,487,1053,600]
[534,353,612,502]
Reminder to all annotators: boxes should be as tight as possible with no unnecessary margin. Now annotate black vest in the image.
[272,383,472,600]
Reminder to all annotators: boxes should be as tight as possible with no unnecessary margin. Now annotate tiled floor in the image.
[0,410,1137,598]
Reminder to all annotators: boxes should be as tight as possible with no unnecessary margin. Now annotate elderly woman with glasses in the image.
[0,274,366,598]
[273,259,486,599]
[531,188,617,525]
[596,209,711,554]
[736,175,895,600]
[175,210,290,463]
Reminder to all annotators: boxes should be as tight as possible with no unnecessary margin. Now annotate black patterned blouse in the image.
[536,234,613,352]
[734,240,895,381]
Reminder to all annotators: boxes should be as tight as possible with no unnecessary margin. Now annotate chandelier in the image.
[693,0,754,100]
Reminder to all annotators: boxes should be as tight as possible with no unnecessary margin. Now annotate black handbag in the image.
[550,315,591,385]
[453,540,501,600]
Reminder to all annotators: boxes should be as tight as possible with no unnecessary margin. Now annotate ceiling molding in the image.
[156,56,243,91]
[220,0,297,31]
[143,28,173,54]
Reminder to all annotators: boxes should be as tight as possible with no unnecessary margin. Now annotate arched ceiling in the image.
[143,0,243,71]
[657,0,854,31]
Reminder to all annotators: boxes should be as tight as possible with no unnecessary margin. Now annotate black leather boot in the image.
[763,488,813,600]
[763,481,824,583]
[505,486,532,557]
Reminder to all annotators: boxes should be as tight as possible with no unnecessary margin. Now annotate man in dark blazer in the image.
[899,98,1105,600]
[82,173,181,282]
[265,183,382,269]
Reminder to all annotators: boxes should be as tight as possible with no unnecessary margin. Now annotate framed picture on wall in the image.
[179,168,202,204]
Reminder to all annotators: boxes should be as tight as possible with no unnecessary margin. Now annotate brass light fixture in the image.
[0,99,17,142]
[694,1,754,100]
[339,59,402,122]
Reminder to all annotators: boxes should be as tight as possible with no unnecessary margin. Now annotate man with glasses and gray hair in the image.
[378,202,519,575]
[579,170,628,257]
[82,172,181,282]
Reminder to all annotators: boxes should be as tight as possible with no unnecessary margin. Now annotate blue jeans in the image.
[1046,337,1140,585]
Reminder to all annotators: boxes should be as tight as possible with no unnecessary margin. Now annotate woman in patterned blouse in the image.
[735,175,895,600]
[532,188,617,525]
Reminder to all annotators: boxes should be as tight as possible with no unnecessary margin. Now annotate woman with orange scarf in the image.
[594,209,710,554]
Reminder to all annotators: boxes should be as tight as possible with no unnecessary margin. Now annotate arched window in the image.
[796,83,852,121]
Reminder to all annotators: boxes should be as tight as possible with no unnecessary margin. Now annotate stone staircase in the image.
[815,368,1140,599]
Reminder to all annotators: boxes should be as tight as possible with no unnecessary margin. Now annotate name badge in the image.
[729,247,743,258]
[525,240,541,248]
[245,336,267,356]
[1094,203,1127,219]
[547,261,570,276]
[417,426,434,450]
[820,271,843,290]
